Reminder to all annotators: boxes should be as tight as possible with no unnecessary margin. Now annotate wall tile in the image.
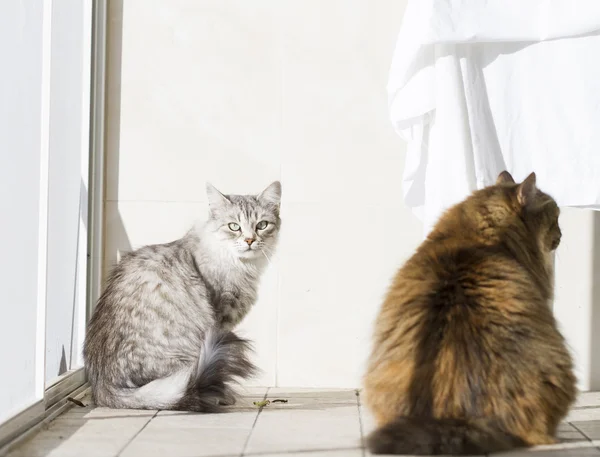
[107,0,282,202]
[276,202,421,387]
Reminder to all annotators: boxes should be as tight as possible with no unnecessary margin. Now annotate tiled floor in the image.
[6,388,600,457]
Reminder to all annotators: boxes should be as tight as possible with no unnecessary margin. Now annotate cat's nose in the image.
[244,238,255,246]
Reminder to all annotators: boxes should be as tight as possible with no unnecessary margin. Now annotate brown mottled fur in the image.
[363,171,576,455]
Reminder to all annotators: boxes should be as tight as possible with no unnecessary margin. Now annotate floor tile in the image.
[575,392,600,409]
[261,450,363,457]
[557,422,589,442]
[263,388,358,410]
[7,406,153,457]
[267,387,357,395]
[245,405,362,454]
[120,410,258,457]
[75,406,157,419]
[567,407,600,422]
[495,442,600,456]
[10,388,600,457]
[572,420,600,440]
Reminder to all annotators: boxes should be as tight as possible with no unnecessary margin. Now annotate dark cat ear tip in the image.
[520,172,537,189]
[525,171,537,182]
[517,172,539,206]
[496,171,515,184]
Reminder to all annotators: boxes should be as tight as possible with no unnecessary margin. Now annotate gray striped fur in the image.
[83,182,281,411]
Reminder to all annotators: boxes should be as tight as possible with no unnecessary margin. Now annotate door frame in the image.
[0,0,106,450]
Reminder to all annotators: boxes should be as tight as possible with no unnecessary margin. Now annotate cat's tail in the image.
[107,330,257,412]
[173,330,257,412]
[367,416,527,455]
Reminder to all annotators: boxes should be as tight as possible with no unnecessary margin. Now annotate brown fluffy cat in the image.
[363,171,576,455]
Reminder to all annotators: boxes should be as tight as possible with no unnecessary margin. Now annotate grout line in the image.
[568,421,600,452]
[202,446,364,457]
[115,410,159,457]
[355,389,366,457]
[240,446,363,457]
[572,405,600,411]
[569,421,593,441]
[275,0,283,390]
[569,421,600,451]
[240,387,270,457]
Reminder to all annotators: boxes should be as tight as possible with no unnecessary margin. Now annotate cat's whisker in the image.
[261,245,280,262]
[260,248,273,265]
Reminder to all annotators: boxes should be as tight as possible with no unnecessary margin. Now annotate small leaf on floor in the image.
[67,397,86,407]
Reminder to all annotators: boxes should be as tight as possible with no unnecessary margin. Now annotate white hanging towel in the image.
[390,0,600,234]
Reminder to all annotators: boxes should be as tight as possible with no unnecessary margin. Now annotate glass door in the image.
[0,0,104,449]
[44,0,93,394]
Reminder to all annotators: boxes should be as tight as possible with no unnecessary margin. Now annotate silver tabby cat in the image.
[84,182,281,411]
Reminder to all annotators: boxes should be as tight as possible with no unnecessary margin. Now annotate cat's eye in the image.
[256,221,269,230]
[228,223,241,231]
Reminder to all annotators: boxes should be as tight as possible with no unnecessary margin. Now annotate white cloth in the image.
[389,0,600,234]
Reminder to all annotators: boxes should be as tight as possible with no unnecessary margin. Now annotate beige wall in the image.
[104,0,600,392]
[104,0,420,387]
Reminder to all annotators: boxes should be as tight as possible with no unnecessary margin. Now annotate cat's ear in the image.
[258,181,282,207]
[206,183,230,210]
[496,170,515,185]
[517,172,537,206]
